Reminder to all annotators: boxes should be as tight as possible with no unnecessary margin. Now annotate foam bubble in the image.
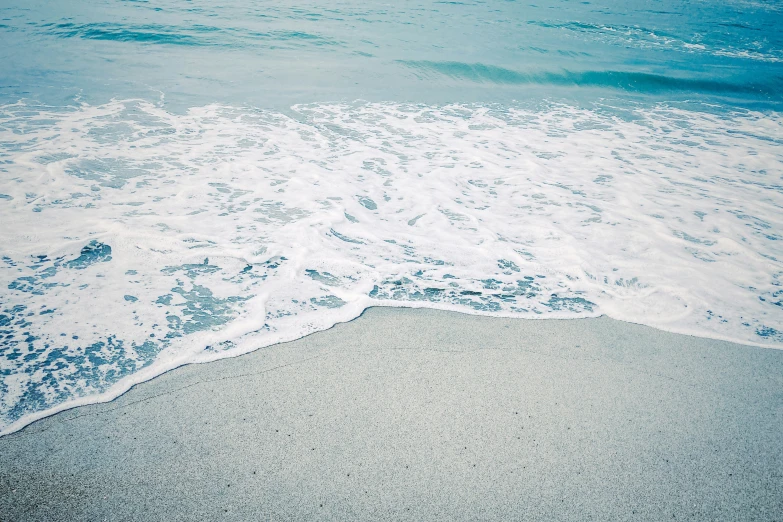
[1,99,781,433]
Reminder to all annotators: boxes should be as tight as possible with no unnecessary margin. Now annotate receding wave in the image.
[399,61,779,97]
[0,99,781,434]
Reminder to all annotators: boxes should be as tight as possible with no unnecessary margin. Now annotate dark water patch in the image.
[498,259,521,273]
[544,295,595,312]
[161,258,221,279]
[310,295,346,308]
[305,269,341,286]
[263,256,287,270]
[673,230,717,246]
[38,22,343,49]
[7,276,62,295]
[6,254,71,295]
[358,196,377,210]
[407,214,425,226]
[166,283,246,337]
[41,22,214,46]
[756,325,781,341]
[65,241,112,270]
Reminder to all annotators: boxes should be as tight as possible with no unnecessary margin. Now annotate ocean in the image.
[0,0,781,434]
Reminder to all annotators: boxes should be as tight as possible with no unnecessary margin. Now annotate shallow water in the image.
[1,0,781,433]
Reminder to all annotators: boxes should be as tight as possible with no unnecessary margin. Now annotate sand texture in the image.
[1,307,781,521]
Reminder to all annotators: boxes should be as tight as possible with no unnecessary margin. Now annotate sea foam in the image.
[0,99,781,433]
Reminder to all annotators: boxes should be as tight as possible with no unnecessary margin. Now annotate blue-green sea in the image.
[1,0,781,433]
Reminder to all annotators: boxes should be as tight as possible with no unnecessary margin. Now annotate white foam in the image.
[0,99,781,434]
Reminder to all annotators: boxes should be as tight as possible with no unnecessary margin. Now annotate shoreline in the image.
[1,307,782,520]
[3,303,780,438]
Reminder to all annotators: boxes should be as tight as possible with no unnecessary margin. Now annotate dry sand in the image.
[1,307,781,521]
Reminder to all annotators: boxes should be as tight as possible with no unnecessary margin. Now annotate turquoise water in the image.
[1,0,782,433]
[2,0,781,108]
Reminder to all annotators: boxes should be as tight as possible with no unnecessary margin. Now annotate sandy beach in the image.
[3,0,782,519]
[1,307,781,521]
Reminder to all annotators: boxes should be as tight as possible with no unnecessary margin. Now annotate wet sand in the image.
[1,307,781,521]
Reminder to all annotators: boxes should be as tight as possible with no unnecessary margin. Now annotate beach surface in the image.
[1,307,781,521]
